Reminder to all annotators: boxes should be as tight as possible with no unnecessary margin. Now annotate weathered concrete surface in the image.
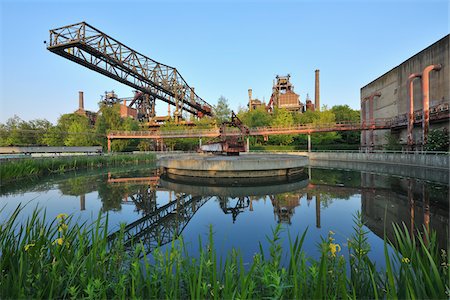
[159,175,309,197]
[361,35,449,148]
[272,151,449,184]
[157,154,308,178]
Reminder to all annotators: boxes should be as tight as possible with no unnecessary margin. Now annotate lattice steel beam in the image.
[47,22,213,118]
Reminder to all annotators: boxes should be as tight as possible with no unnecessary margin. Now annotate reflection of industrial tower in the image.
[270,194,301,224]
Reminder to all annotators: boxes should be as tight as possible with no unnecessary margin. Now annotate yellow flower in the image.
[329,243,341,257]
[53,238,64,246]
[58,223,68,232]
[56,213,68,220]
[329,230,335,235]
[402,257,410,264]
[24,243,35,251]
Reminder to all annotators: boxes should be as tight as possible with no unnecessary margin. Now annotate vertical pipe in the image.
[407,74,422,149]
[421,64,441,147]
[368,92,381,150]
[246,137,250,152]
[314,70,320,111]
[307,133,311,152]
[361,98,367,149]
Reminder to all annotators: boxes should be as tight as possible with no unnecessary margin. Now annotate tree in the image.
[241,106,272,128]
[424,129,449,151]
[269,108,295,145]
[213,96,232,123]
[331,105,360,144]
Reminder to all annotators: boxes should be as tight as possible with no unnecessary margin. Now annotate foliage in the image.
[384,132,402,151]
[424,129,449,151]
[269,108,295,145]
[0,153,155,184]
[0,208,448,299]
[213,96,232,123]
[331,105,360,144]
[0,116,52,146]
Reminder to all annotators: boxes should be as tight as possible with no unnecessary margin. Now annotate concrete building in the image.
[360,35,449,150]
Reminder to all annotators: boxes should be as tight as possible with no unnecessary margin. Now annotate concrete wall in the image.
[285,151,449,183]
[361,35,450,148]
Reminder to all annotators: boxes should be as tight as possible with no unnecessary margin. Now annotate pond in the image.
[0,162,448,266]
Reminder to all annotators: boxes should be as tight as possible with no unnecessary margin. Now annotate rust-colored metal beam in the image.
[407,73,422,149]
[421,64,442,146]
[363,92,381,150]
[47,22,213,118]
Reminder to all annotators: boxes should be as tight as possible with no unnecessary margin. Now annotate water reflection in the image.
[0,166,447,260]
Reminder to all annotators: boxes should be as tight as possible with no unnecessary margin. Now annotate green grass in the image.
[0,153,155,184]
[0,208,448,299]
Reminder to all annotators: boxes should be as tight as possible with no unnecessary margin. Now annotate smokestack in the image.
[248,88,252,110]
[78,91,84,111]
[314,70,320,111]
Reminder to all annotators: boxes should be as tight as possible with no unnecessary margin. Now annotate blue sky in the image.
[0,0,448,123]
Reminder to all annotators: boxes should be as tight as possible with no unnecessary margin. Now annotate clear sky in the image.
[0,0,448,123]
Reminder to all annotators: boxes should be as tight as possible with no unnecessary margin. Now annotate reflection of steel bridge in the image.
[108,193,210,254]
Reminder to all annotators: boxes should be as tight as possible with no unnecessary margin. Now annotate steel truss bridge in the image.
[106,103,449,151]
[47,22,213,121]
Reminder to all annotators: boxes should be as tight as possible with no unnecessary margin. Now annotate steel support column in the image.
[407,73,422,149]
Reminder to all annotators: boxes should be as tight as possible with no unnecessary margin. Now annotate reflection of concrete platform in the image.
[159,173,309,197]
[157,154,308,178]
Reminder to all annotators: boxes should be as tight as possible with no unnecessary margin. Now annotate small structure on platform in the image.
[200,111,250,155]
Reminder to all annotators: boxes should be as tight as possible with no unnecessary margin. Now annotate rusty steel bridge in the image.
[47,22,213,121]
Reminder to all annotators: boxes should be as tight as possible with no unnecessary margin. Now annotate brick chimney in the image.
[248,88,253,110]
[78,91,84,111]
[314,70,320,111]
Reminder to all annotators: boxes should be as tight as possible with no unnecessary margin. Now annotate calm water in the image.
[0,164,448,265]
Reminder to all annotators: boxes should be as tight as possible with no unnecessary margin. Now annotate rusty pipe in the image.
[407,73,422,148]
[422,64,441,146]
[364,92,381,149]
[361,98,367,147]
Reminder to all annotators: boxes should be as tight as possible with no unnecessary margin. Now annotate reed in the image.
[0,153,155,184]
[0,207,448,299]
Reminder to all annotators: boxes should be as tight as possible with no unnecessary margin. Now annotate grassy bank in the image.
[0,153,155,184]
[0,208,447,299]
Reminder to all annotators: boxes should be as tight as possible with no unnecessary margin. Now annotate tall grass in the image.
[0,207,448,299]
[0,153,155,184]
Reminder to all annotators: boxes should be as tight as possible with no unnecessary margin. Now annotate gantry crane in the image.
[47,22,213,123]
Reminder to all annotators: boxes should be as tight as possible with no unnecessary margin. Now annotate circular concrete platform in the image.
[157,154,309,178]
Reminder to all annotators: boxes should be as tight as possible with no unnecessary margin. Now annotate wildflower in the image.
[53,238,64,246]
[329,243,341,257]
[401,257,411,264]
[56,213,68,220]
[329,230,335,235]
[58,223,68,232]
[24,243,35,251]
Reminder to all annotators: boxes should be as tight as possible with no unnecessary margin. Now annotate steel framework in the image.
[47,22,213,121]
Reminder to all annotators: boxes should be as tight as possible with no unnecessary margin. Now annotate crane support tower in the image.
[47,22,213,122]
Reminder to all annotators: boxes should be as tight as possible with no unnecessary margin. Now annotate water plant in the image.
[0,153,155,184]
[0,206,448,299]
